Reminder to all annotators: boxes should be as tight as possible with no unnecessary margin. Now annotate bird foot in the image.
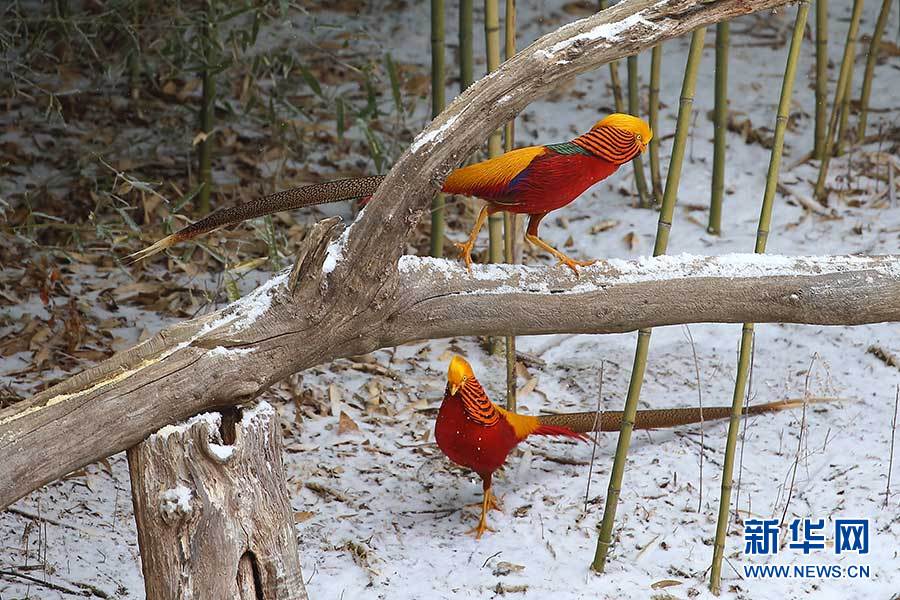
[466,519,497,540]
[453,241,475,273]
[556,256,597,275]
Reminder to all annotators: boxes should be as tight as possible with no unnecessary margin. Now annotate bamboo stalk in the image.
[814,0,864,202]
[813,0,828,160]
[628,55,651,208]
[484,0,503,355]
[198,6,216,216]
[592,26,707,574]
[600,0,625,113]
[709,21,729,235]
[648,44,662,203]
[857,0,894,139]
[709,2,809,594]
[504,0,517,411]
[460,0,474,92]
[484,0,504,267]
[835,47,857,156]
[430,0,447,257]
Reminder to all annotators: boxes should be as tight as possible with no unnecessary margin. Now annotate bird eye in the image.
[635,133,642,142]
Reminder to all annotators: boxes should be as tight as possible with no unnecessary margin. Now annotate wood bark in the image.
[128,402,306,600]
[1,0,864,510]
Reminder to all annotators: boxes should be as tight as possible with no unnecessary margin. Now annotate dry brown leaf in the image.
[623,231,639,251]
[518,376,538,396]
[294,511,315,523]
[650,580,683,590]
[590,219,619,234]
[338,411,360,435]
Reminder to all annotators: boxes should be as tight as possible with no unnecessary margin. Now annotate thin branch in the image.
[583,361,605,513]
[780,354,816,526]
[885,385,899,508]
[683,325,704,512]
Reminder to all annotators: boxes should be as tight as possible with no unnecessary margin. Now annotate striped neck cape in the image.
[569,125,642,165]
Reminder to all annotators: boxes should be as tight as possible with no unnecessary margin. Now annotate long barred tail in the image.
[128,175,385,263]
[536,398,835,434]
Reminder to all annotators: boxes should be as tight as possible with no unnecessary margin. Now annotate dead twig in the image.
[305,482,354,506]
[682,325,704,512]
[868,344,900,370]
[583,361,605,513]
[780,354,816,525]
[0,569,108,597]
[885,385,899,508]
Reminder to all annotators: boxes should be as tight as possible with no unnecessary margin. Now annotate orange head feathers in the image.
[447,354,475,396]
[577,113,652,164]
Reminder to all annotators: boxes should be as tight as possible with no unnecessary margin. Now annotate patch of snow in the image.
[152,411,222,441]
[537,11,656,59]
[159,485,193,516]
[322,226,352,275]
[207,345,255,358]
[207,443,235,460]
[409,114,460,153]
[400,253,897,295]
[241,400,275,430]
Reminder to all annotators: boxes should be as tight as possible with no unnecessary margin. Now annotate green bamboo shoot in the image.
[600,0,625,113]
[814,0,864,202]
[430,0,447,257]
[813,0,828,160]
[592,26,707,574]
[709,2,809,594]
[857,0,893,139]
[628,55,651,208]
[460,0,474,92]
[649,45,662,203]
[504,0,517,411]
[485,0,503,266]
[709,22,729,234]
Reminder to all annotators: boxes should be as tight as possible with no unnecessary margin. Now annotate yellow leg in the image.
[525,234,596,275]
[466,486,499,539]
[466,491,503,512]
[454,206,490,272]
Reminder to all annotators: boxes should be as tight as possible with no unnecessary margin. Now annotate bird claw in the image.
[557,256,597,275]
[454,241,475,273]
[466,520,497,539]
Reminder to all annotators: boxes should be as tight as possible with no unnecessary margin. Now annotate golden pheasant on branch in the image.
[436,355,819,538]
[129,114,651,273]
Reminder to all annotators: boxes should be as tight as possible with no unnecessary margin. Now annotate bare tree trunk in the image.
[0,0,833,510]
[128,402,306,600]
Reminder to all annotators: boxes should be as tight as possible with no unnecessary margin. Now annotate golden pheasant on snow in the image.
[435,355,820,538]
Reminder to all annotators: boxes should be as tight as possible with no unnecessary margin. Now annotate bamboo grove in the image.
[424,0,895,591]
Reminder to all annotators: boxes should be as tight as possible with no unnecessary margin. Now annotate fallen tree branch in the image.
[3,253,898,508]
[0,0,820,508]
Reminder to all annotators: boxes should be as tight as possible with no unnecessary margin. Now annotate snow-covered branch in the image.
[3,252,898,509]
[394,253,900,339]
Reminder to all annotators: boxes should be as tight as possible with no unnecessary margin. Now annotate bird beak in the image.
[450,383,460,396]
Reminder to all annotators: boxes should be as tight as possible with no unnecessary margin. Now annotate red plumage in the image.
[435,355,591,538]
[435,385,520,480]
[492,152,620,215]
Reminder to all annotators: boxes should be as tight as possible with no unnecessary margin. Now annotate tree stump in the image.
[127,402,307,600]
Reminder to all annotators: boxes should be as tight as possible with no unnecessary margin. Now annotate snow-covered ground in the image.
[2,1,899,599]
